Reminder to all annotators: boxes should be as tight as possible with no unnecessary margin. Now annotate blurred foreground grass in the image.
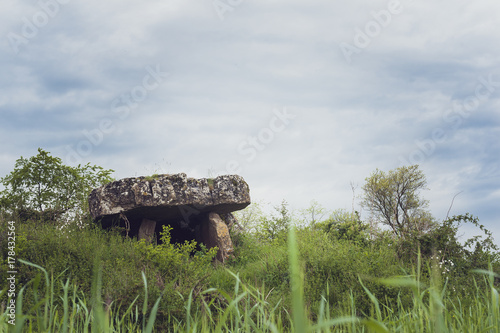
[2,228,500,332]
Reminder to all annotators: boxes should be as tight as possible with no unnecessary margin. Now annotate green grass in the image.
[2,228,500,332]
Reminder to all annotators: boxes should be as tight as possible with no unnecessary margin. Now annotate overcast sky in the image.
[1,0,499,242]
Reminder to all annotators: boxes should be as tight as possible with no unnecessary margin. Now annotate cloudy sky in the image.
[1,0,499,242]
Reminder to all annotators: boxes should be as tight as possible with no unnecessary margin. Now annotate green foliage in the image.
[300,200,329,226]
[207,178,215,191]
[134,225,218,281]
[0,148,114,225]
[255,200,293,243]
[0,217,219,330]
[5,225,500,332]
[316,209,370,245]
[1,259,162,333]
[234,200,293,243]
[395,213,498,263]
[287,227,309,332]
[232,201,266,233]
[132,225,218,326]
[297,227,404,316]
[362,165,435,238]
[143,174,160,182]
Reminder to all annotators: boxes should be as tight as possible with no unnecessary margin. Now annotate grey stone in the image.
[88,173,250,221]
[219,212,242,233]
[138,218,156,243]
[197,212,234,262]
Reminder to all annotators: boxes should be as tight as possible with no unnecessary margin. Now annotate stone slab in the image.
[88,173,251,222]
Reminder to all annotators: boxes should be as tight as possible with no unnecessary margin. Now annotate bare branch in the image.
[350,181,358,215]
[446,191,463,220]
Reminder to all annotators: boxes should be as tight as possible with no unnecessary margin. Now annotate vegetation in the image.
[1,150,499,332]
[362,165,435,238]
[0,148,114,226]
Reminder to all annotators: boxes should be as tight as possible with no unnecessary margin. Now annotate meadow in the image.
[1,202,499,332]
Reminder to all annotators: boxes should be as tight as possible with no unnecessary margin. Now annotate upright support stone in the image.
[199,212,234,262]
[138,218,156,242]
[219,212,242,234]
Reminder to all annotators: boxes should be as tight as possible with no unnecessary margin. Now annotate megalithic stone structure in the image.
[88,173,250,262]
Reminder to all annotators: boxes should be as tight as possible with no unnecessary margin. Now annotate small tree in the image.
[300,200,329,227]
[233,201,266,234]
[361,165,435,238]
[256,200,293,242]
[0,148,114,225]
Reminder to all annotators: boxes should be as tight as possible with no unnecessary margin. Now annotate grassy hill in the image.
[1,203,499,332]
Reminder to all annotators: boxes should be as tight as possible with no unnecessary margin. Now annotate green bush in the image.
[296,227,406,317]
[315,209,370,246]
[0,148,113,226]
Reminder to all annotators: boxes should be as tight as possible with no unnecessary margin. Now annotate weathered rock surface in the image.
[89,173,250,221]
[137,218,156,243]
[88,173,250,261]
[198,212,234,262]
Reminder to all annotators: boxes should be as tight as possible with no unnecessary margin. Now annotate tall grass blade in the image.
[141,271,149,332]
[288,227,308,333]
[19,259,50,330]
[90,257,107,333]
[13,286,27,333]
[358,277,382,322]
[362,318,390,333]
[62,278,70,333]
[117,295,139,328]
[144,295,162,333]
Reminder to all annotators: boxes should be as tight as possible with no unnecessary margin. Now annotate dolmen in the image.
[88,173,250,262]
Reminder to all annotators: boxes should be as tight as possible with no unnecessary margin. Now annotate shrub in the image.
[297,227,405,316]
[0,148,113,226]
[315,209,370,246]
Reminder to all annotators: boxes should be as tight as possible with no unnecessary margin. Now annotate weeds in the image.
[2,228,500,332]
